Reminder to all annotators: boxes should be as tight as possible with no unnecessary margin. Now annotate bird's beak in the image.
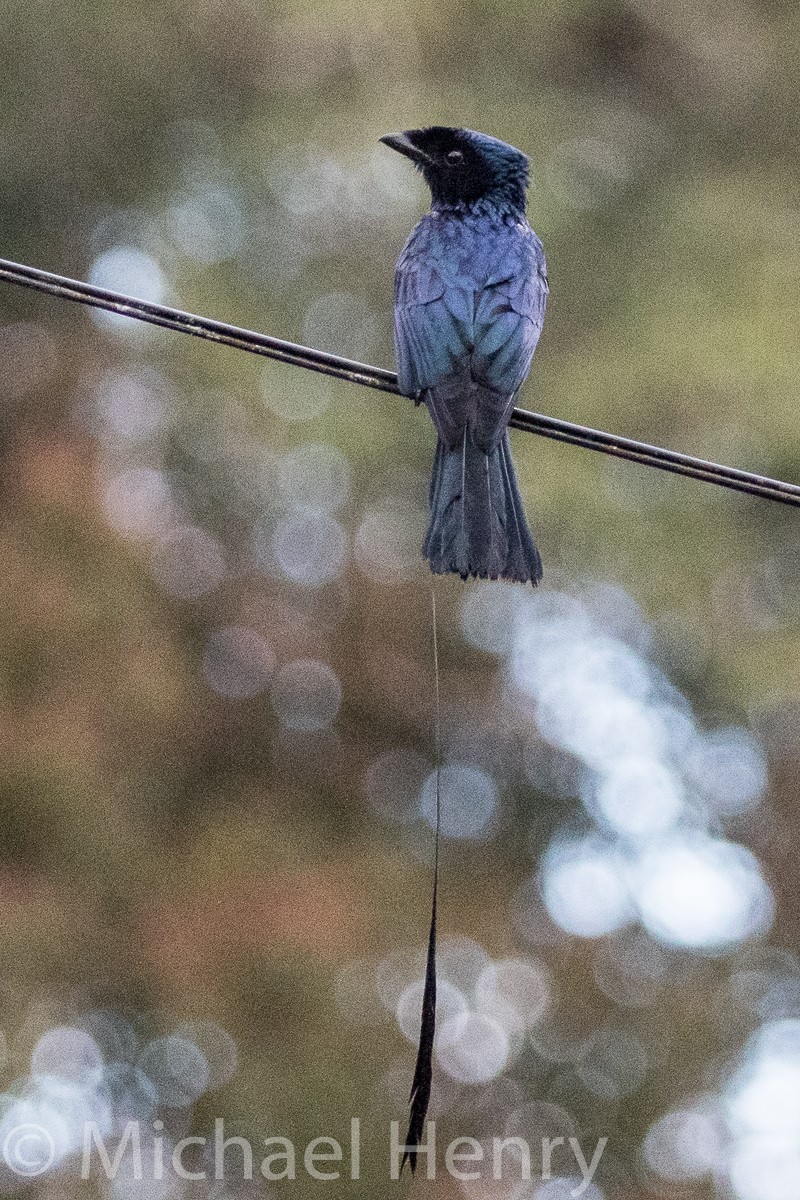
[380,132,429,164]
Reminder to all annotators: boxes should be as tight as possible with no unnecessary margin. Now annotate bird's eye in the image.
[445,149,464,165]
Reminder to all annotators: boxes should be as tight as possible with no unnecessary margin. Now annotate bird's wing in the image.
[473,238,549,397]
[468,240,549,447]
[393,250,474,398]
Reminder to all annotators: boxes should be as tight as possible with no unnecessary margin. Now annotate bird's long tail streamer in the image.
[401,582,441,1174]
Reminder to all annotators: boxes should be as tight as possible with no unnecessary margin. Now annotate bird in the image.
[380,126,548,585]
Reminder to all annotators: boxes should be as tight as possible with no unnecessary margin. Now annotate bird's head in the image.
[380,126,530,213]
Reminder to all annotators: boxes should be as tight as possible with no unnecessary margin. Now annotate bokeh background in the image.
[1,0,799,1197]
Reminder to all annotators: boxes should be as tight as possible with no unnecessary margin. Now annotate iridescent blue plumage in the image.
[382,126,548,584]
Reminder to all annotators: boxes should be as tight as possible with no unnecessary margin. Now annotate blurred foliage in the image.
[0,1,799,1198]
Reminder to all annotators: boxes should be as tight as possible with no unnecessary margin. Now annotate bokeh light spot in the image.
[363,748,431,824]
[354,508,425,583]
[271,658,342,731]
[277,443,351,513]
[542,838,633,938]
[150,526,227,599]
[203,626,276,698]
[420,764,498,840]
[635,838,774,950]
[577,1028,648,1099]
[31,1027,104,1088]
[137,1035,210,1108]
[396,978,467,1044]
[88,247,167,335]
[436,1012,509,1084]
[272,511,347,586]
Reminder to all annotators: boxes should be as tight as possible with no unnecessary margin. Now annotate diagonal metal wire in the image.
[1,256,798,508]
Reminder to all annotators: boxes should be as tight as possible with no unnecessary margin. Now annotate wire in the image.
[1,256,798,509]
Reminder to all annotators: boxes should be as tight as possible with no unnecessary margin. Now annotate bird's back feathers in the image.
[394,207,548,448]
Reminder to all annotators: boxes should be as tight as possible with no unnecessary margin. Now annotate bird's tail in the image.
[423,431,542,584]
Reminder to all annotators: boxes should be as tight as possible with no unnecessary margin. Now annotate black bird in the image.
[381,126,548,585]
